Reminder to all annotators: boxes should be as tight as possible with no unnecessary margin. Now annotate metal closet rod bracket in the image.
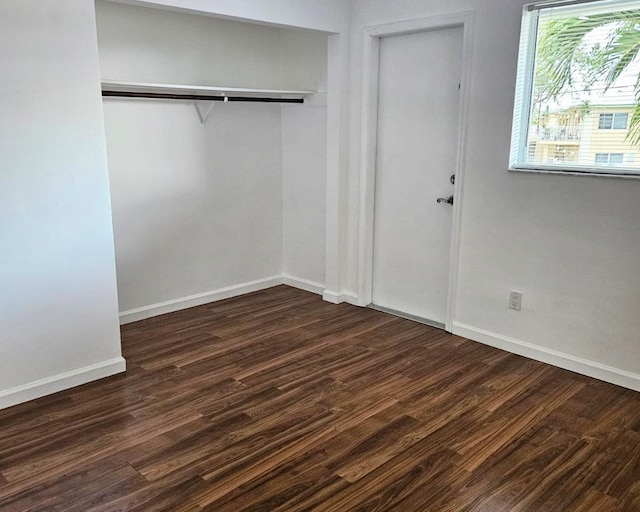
[194,101,215,124]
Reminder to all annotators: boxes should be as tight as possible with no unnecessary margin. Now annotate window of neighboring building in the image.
[595,153,624,166]
[510,0,640,177]
[598,113,629,130]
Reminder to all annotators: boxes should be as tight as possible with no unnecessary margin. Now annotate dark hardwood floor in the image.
[0,285,639,511]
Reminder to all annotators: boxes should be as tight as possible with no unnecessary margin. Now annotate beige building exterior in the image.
[528,105,640,169]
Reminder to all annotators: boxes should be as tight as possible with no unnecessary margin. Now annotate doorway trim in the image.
[356,12,475,332]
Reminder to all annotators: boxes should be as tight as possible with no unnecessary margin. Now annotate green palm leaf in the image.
[536,10,640,146]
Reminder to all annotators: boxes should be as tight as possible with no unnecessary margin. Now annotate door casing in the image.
[356,12,475,332]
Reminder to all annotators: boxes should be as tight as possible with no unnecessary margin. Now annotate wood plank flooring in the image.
[0,285,639,511]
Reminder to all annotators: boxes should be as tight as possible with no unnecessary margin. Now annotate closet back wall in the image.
[95,1,328,320]
[103,102,282,318]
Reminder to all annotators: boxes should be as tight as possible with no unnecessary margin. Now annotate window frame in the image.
[509,0,640,179]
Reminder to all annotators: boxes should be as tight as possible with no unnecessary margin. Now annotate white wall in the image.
[96,1,328,317]
[96,1,329,90]
[347,0,640,389]
[104,101,283,314]
[281,29,329,92]
[98,1,285,89]
[0,0,125,409]
[282,103,327,288]
[107,0,349,33]
[281,29,328,289]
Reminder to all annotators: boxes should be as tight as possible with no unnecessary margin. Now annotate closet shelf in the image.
[101,80,315,103]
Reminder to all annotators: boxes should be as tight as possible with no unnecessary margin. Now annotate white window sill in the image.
[509,165,640,180]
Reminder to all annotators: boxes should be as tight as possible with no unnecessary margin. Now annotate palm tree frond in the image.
[627,94,640,145]
[536,17,607,99]
[536,11,640,99]
[601,21,640,89]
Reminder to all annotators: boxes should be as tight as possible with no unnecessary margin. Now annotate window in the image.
[595,153,624,165]
[611,153,624,165]
[598,113,629,130]
[510,0,640,176]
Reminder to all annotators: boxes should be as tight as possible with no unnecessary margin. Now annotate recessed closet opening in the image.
[95,1,329,323]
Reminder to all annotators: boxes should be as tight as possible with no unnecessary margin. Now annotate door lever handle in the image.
[437,195,454,205]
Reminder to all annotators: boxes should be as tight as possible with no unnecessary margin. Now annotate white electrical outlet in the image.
[509,291,523,311]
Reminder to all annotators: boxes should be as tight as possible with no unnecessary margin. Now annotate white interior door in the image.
[372,27,463,328]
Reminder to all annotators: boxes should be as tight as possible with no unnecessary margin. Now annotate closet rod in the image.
[102,91,304,103]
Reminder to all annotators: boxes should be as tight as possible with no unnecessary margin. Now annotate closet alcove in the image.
[95,0,328,322]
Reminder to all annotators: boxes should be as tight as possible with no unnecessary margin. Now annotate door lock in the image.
[437,195,454,205]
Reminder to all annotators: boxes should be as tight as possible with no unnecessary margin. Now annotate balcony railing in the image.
[533,125,581,142]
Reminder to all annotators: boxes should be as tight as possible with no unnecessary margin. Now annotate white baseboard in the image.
[323,290,361,306]
[0,356,126,411]
[120,275,359,324]
[453,322,640,392]
[119,275,284,325]
[282,274,325,295]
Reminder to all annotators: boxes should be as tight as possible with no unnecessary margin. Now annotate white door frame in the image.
[356,12,475,332]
